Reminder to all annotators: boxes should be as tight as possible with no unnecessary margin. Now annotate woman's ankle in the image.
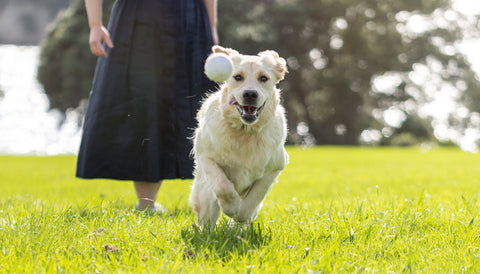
[133,180,162,210]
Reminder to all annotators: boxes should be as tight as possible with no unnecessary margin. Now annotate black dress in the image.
[76,0,217,182]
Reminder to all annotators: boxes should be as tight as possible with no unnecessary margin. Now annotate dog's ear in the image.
[258,50,288,82]
[212,45,239,56]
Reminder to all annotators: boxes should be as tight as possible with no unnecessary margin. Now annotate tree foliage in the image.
[38,0,480,145]
[37,0,114,113]
[218,0,480,145]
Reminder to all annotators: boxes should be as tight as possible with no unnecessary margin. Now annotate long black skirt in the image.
[76,0,217,182]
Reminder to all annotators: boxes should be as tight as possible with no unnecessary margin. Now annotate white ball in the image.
[204,53,233,82]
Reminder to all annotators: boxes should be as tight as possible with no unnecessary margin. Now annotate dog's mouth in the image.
[229,97,265,124]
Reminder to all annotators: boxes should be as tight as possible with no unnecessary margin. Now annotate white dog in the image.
[189,46,289,228]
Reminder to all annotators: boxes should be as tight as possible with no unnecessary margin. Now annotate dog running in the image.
[189,46,289,229]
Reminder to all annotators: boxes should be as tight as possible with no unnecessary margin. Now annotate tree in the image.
[218,0,480,145]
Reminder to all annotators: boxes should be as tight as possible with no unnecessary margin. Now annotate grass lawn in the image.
[1,146,480,272]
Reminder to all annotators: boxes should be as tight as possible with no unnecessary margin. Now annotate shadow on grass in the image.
[181,220,271,261]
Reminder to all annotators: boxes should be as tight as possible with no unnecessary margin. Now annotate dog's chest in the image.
[213,135,273,193]
[220,159,268,195]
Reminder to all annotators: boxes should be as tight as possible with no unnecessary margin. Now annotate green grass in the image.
[1,147,480,272]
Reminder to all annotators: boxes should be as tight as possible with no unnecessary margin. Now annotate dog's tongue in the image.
[229,97,238,105]
[230,97,258,116]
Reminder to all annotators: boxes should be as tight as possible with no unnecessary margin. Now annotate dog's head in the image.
[212,46,288,125]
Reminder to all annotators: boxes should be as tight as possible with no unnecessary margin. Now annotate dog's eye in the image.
[233,75,243,81]
[259,76,269,82]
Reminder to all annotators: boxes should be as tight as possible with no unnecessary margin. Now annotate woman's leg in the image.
[134,180,162,210]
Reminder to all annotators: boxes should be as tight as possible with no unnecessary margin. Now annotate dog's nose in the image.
[242,90,258,104]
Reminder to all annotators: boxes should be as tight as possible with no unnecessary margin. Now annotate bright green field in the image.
[1,147,480,273]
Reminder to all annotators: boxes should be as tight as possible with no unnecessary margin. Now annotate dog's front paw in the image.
[217,193,241,219]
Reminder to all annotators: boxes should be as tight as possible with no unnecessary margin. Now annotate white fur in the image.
[190,46,288,229]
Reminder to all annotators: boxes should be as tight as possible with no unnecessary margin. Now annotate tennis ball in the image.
[204,53,233,82]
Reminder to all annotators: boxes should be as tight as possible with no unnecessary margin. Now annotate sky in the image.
[454,0,480,73]
[453,0,480,15]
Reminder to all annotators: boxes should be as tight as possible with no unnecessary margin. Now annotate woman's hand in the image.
[89,25,114,57]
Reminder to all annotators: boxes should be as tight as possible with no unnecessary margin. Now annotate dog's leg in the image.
[199,156,241,219]
[190,179,220,230]
[236,171,281,223]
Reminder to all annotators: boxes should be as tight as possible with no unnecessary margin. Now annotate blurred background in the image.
[1,0,480,155]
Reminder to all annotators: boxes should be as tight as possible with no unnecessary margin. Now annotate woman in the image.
[76,0,218,212]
